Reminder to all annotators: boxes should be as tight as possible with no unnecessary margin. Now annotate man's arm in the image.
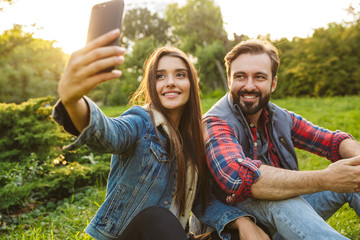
[251,156,360,200]
[247,110,360,200]
[204,116,360,202]
[339,138,360,159]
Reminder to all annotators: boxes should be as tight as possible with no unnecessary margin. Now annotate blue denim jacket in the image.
[52,97,253,240]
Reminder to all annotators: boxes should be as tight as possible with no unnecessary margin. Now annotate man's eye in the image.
[235,75,245,80]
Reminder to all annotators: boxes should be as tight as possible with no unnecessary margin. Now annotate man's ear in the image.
[271,76,278,93]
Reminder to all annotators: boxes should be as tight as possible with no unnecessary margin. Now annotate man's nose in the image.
[243,78,256,91]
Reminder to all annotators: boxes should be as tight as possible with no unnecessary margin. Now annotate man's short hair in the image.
[224,39,280,80]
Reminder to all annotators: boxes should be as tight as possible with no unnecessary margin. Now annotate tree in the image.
[120,8,171,49]
[165,0,228,54]
[195,41,227,92]
[274,19,360,98]
[0,25,68,103]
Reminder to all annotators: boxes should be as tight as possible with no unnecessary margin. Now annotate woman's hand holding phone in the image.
[57,29,126,132]
[58,29,125,105]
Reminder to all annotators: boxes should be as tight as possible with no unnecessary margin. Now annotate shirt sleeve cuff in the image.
[51,97,99,151]
[329,132,354,162]
[227,159,262,203]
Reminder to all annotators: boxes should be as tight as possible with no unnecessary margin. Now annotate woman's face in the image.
[155,55,191,124]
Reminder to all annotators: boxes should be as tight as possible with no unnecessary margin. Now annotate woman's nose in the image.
[166,75,175,87]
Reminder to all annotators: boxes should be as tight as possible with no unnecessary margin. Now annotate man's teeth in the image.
[164,92,179,96]
[243,95,256,99]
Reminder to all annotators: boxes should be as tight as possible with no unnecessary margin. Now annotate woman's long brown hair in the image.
[130,47,209,215]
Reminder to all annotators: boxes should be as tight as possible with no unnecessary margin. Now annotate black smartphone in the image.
[86,0,125,72]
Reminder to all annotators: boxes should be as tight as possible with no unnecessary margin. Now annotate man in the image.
[203,39,360,239]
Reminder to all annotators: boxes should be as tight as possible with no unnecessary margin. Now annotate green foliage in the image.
[196,41,227,92]
[0,25,68,103]
[0,186,105,239]
[274,18,360,98]
[0,162,109,211]
[0,96,64,162]
[120,8,171,48]
[165,0,228,54]
[0,98,111,213]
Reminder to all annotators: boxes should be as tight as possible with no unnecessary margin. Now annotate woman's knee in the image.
[131,206,186,239]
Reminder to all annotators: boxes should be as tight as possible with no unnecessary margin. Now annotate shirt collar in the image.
[145,105,170,135]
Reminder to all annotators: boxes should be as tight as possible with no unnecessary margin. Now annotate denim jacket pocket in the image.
[149,141,171,163]
[99,183,128,226]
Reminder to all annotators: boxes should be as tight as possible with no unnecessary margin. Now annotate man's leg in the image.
[235,196,349,240]
[302,191,360,220]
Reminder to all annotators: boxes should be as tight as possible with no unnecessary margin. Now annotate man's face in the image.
[228,53,277,117]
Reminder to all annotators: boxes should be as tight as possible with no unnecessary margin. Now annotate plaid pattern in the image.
[248,108,281,168]
[286,110,353,162]
[204,117,262,202]
[204,109,353,203]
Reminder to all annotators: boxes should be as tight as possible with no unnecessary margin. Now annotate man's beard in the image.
[231,90,271,116]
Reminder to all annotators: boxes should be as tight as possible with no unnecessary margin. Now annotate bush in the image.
[0,96,66,163]
[0,97,111,213]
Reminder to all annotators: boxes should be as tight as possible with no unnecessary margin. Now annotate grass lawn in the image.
[2,96,359,239]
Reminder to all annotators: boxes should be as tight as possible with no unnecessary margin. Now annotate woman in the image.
[53,29,269,240]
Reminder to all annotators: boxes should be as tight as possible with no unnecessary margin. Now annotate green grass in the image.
[100,104,131,117]
[0,186,105,240]
[2,96,359,239]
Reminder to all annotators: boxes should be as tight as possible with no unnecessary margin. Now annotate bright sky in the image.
[0,0,359,54]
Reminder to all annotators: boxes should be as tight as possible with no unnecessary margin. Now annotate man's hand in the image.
[227,217,270,240]
[322,156,360,193]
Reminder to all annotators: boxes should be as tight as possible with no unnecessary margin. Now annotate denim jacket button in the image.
[164,201,168,206]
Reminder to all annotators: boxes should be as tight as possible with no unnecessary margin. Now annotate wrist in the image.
[227,216,254,230]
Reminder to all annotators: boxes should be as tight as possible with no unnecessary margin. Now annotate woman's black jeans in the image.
[119,206,240,240]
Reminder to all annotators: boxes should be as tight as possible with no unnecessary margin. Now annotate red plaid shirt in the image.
[204,108,353,203]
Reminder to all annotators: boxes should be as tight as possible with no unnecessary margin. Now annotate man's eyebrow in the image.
[255,71,269,76]
[232,71,246,76]
[232,71,269,76]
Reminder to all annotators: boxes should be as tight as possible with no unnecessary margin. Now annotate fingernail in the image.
[112,70,122,75]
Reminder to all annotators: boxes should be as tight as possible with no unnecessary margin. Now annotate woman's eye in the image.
[156,74,165,80]
[177,72,186,78]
